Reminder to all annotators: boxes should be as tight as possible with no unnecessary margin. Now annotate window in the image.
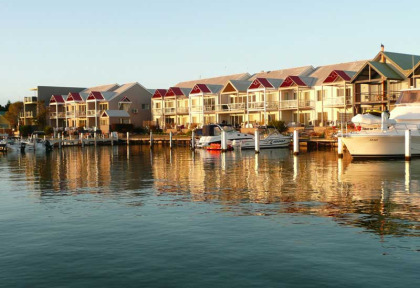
[142,104,150,110]
[99,103,108,111]
[132,108,139,113]
[100,119,108,126]
[317,90,323,101]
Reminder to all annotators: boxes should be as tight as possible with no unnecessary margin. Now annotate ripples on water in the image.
[0,146,419,287]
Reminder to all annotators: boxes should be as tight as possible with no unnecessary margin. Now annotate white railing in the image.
[279,100,298,109]
[24,97,37,103]
[164,107,176,114]
[324,96,350,107]
[87,110,99,116]
[177,107,189,114]
[50,112,66,118]
[204,105,215,112]
[66,111,75,117]
[216,103,246,112]
[248,101,279,110]
[20,111,34,118]
[76,111,87,117]
[152,108,163,116]
[190,105,203,113]
[299,100,315,109]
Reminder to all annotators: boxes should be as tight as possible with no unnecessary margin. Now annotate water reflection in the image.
[1,146,419,237]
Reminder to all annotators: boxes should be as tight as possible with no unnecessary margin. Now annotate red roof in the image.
[152,89,167,99]
[67,92,83,102]
[87,91,104,100]
[50,94,65,104]
[248,78,274,90]
[166,87,185,97]
[120,96,131,102]
[280,76,307,88]
[323,70,352,83]
[190,84,211,95]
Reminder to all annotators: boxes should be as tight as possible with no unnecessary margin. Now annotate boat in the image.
[206,143,233,151]
[6,137,53,152]
[196,124,253,148]
[232,127,291,150]
[340,88,420,158]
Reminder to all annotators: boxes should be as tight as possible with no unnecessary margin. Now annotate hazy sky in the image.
[1,0,419,105]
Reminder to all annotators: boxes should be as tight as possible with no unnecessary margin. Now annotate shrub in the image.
[44,126,54,135]
[110,124,134,133]
[268,120,288,133]
[19,125,35,137]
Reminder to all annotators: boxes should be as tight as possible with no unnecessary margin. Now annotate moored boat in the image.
[196,124,253,148]
[233,127,291,150]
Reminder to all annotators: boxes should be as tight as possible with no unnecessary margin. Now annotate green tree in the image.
[4,101,23,128]
[268,120,288,133]
[35,101,48,129]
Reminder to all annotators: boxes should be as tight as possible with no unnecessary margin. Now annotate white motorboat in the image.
[6,138,53,152]
[196,124,253,148]
[233,127,291,149]
[340,88,420,158]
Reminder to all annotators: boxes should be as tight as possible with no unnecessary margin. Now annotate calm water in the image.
[0,146,419,287]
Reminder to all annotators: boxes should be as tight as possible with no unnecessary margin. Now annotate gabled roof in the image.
[152,89,167,99]
[66,92,86,102]
[101,110,130,118]
[81,83,119,94]
[250,66,314,80]
[165,87,191,98]
[221,80,252,93]
[248,78,283,90]
[351,61,404,82]
[119,96,131,103]
[374,51,420,74]
[280,76,315,88]
[174,72,251,88]
[112,82,138,94]
[87,91,105,101]
[50,94,65,104]
[190,84,223,95]
[308,60,366,86]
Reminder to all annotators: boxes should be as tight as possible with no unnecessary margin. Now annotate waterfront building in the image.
[351,46,420,114]
[165,87,191,128]
[21,86,85,126]
[49,82,152,133]
[151,89,167,128]
[218,80,251,127]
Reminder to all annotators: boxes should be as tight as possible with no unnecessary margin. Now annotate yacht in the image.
[196,124,254,148]
[340,88,420,158]
[232,127,291,149]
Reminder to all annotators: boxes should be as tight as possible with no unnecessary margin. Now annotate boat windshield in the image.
[213,125,235,136]
[396,90,420,104]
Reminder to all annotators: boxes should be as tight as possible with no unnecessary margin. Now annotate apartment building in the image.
[49,82,152,133]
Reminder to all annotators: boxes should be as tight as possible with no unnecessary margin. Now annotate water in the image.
[0,146,419,287]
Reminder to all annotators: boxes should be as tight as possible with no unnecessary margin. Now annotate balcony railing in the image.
[356,92,399,103]
[20,111,34,118]
[177,107,189,114]
[24,96,37,103]
[87,110,100,117]
[50,112,66,118]
[279,100,297,109]
[299,100,315,109]
[323,96,351,107]
[164,107,176,114]
[190,105,203,113]
[204,105,215,112]
[216,103,246,112]
[248,101,279,110]
[152,108,163,116]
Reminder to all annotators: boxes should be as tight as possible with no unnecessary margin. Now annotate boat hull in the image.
[235,137,291,150]
[341,134,420,157]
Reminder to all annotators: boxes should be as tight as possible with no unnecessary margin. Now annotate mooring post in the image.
[191,130,195,150]
[169,131,173,149]
[81,133,84,148]
[150,131,153,148]
[293,130,299,155]
[58,133,62,149]
[255,129,260,154]
[405,129,411,161]
[94,132,97,147]
[221,130,227,152]
[110,132,114,146]
[338,137,344,158]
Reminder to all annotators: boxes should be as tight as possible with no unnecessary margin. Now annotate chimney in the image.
[380,44,385,63]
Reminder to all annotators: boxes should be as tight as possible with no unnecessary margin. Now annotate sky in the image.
[1,0,420,105]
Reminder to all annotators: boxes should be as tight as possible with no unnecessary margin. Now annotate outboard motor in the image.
[44,140,53,152]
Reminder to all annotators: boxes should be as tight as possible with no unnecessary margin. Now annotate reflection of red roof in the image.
[87,91,104,100]
[166,87,185,97]
[50,94,65,104]
[323,70,352,83]
[152,89,167,99]
[190,84,211,94]
[280,76,307,87]
[67,92,83,102]
[248,78,274,90]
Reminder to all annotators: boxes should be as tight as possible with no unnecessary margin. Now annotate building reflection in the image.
[2,146,419,237]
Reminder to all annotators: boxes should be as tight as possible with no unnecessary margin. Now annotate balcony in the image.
[87,110,100,117]
[204,105,215,113]
[279,100,297,109]
[324,96,351,107]
[355,92,399,103]
[20,111,34,118]
[152,108,163,116]
[248,101,279,110]
[164,107,176,115]
[298,100,315,110]
[24,96,37,103]
[177,107,189,114]
[216,103,246,113]
[50,112,66,119]
[190,105,203,113]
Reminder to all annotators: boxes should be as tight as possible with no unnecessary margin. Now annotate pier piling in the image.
[191,131,195,150]
[293,130,299,155]
[149,132,153,148]
[221,130,227,152]
[337,137,344,158]
[127,132,130,146]
[255,130,260,153]
[405,130,411,161]
[169,131,173,149]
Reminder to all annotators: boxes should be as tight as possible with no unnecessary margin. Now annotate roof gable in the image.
[323,70,352,83]
[351,61,404,82]
[50,94,65,104]
[119,96,131,103]
[67,92,83,102]
[87,91,105,101]
[190,84,211,94]
[152,89,167,99]
[222,82,237,93]
[280,76,308,88]
[374,51,420,73]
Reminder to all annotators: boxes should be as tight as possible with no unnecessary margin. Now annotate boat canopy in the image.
[396,89,420,105]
